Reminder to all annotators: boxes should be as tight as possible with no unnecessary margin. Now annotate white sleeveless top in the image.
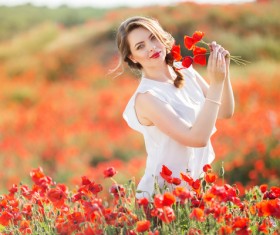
[123,64,216,199]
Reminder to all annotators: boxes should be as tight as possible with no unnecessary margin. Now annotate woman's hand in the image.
[207,41,230,84]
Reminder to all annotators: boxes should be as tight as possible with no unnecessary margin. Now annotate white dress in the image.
[122,64,216,199]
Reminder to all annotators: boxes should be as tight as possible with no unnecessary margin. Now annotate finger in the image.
[221,56,226,73]
[218,46,224,54]
[224,50,230,58]
[211,41,217,47]
[212,45,218,61]
[209,41,217,51]
[208,53,213,68]
[221,50,228,57]
[216,45,222,57]
[216,51,222,67]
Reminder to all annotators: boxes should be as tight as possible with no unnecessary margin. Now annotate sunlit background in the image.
[0,0,256,8]
[0,0,279,197]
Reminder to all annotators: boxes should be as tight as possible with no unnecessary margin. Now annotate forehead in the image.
[127,27,151,46]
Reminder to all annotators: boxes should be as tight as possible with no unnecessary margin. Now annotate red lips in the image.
[150,51,160,59]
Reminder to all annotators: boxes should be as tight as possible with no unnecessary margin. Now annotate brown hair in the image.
[115,16,184,89]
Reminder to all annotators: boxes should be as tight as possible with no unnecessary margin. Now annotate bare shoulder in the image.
[134,90,203,146]
[135,91,157,108]
[134,91,161,126]
[135,91,181,126]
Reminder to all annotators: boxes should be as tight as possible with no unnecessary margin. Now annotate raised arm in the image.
[194,42,235,119]
[135,42,227,147]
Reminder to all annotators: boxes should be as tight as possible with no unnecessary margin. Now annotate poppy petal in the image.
[171,44,182,61]
[193,46,207,56]
[162,165,172,176]
[194,54,206,66]
[192,31,205,42]
[182,56,193,68]
[184,36,196,50]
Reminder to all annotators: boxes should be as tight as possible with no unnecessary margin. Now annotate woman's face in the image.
[127,27,166,69]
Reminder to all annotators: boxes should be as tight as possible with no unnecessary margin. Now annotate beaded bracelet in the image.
[205,98,221,105]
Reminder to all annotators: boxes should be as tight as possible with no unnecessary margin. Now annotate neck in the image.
[142,64,175,82]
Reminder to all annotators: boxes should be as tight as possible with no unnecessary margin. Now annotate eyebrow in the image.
[134,33,153,48]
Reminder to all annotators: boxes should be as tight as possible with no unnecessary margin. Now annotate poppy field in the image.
[0,164,279,234]
[0,0,279,234]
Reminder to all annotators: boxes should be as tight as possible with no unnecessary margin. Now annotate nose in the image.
[150,45,156,51]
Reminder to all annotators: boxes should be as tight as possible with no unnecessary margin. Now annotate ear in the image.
[128,55,137,64]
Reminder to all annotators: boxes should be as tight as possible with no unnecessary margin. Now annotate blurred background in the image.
[0,0,279,196]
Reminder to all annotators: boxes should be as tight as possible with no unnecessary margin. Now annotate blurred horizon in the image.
[0,0,256,8]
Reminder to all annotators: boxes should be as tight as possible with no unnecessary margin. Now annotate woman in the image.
[115,16,234,200]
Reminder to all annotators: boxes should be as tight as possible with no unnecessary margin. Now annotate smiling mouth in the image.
[150,51,161,59]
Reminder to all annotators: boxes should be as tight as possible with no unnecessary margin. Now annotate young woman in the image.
[115,16,234,200]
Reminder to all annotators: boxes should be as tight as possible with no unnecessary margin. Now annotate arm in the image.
[194,43,235,119]
[135,43,226,147]
[218,74,235,118]
[194,70,235,119]
[135,83,223,147]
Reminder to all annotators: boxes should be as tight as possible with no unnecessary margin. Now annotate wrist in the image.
[209,80,225,87]
[207,82,224,102]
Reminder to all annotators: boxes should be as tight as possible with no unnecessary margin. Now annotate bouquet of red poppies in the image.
[171,31,249,69]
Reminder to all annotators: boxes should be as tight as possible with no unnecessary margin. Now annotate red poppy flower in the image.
[160,165,174,183]
[19,220,32,234]
[182,56,193,68]
[219,225,233,235]
[81,176,91,185]
[162,192,176,207]
[67,212,85,232]
[190,208,205,222]
[260,184,268,193]
[184,35,196,50]
[0,211,13,226]
[171,44,182,61]
[203,164,212,173]
[154,194,164,208]
[88,183,103,194]
[192,31,205,42]
[180,172,194,185]
[232,217,249,229]
[109,184,125,198]
[194,54,206,66]
[173,186,191,201]
[184,31,204,50]
[127,230,137,235]
[136,220,150,232]
[103,167,117,178]
[159,206,176,223]
[47,184,68,208]
[258,220,269,234]
[148,230,160,235]
[162,165,172,176]
[160,172,173,183]
[258,199,280,219]
[205,173,217,184]
[171,177,181,185]
[9,184,18,195]
[20,185,33,200]
[192,179,201,190]
[193,46,207,56]
[137,197,149,207]
[30,167,52,186]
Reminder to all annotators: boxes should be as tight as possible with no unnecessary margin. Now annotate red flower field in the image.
[0,0,279,233]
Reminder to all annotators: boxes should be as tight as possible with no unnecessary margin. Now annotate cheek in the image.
[135,51,148,60]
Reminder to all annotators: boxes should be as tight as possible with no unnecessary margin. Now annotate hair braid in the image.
[165,53,185,89]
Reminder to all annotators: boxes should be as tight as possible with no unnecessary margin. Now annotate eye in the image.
[136,44,144,50]
[151,34,157,40]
